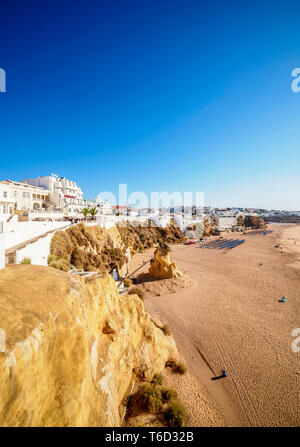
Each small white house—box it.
[0,183,15,222]
[96,198,112,215]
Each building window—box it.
[3,191,7,198]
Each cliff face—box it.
[117,222,186,255]
[48,223,128,275]
[48,223,185,276]
[0,265,176,427]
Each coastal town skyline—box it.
[1,173,300,213]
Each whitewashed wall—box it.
[29,211,64,220]
[16,232,55,266]
[0,212,12,223]
[3,221,71,250]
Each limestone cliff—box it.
[48,223,128,276]
[117,221,186,255]
[48,223,185,277]
[0,265,176,427]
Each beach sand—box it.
[128,224,300,426]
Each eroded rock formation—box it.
[244,215,267,229]
[48,223,129,277]
[0,265,176,427]
[237,215,244,227]
[203,218,213,236]
[148,245,182,279]
[237,215,267,229]
[116,221,186,255]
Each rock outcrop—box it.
[238,215,267,229]
[203,218,213,236]
[245,215,267,229]
[148,245,182,279]
[117,221,186,255]
[0,265,176,427]
[48,223,129,276]
[237,215,244,227]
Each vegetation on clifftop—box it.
[48,222,185,274]
[116,220,185,255]
[48,223,127,273]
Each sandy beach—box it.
[128,224,300,427]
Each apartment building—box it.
[23,174,96,217]
[212,214,237,230]
[0,180,50,212]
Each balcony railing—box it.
[31,209,63,213]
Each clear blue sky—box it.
[0,0,300,209]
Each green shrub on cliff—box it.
[165,359,187,374]
[173,362,187,374]
[48,255,71,272]
[161,387,177,403]
[151,373,163,386]
[123,277,132,287]
[164,399,186,427]
[138,383,163,413]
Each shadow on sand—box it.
[211,374,227,381]
[134,273,160,284]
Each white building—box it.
[96,198,112,215]
[212,214,237,230]
[23,174,96,218]
[0,183,15,222]
[0,180,49,213]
